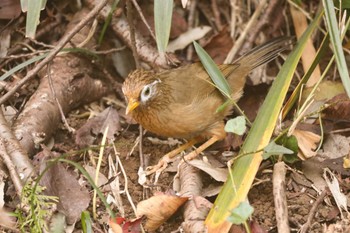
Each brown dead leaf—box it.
[188,158,228,182]
[38,148,90,224]
[109,217,142,233]
[324,93,350,122]
[319,134,350,160]
[203,27,234,64]
[290,4,321,87]
[75,107,121,148]
[136,192,188,231]
[292,129,321,160]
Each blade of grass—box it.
[0,53,47,81]
[193,41,232,98]
[154,0,173,53]
[323,0,350,97]
[205,10,323,232]
[98,0,120,45]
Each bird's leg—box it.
[183,135,220,161]
[145,138,199,176]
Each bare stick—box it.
[224,0,267,64]
[299,189,327,233]
[273,161,290,233]
[0,139,23,196]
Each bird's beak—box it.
[126,98,140,115]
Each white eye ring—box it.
[140,79,160,103]
[141,84,152,102]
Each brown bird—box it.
[122,37,292,175]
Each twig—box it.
[0,0,108,105]
[186,0,197,61]
[113,147,138,215]
[126,0,140,69]
[243,0,281,52]
[224,0,267,63]
[273,161,290,233]
[211,0,223,31]
[0,107,34,180]
[131,0,156,41]
[46,63,75,133]
[0,139,23,197]
[299,189,327,233]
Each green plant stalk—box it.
[282,31,328,119]
[323,0,350,97]
[205,11,323,232]
[98,0,120,45]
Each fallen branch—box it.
[13,8,111,155]
[273,161,290,233]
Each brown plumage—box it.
[122,37,292,175]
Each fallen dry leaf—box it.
[38,148,91,224]
[188,158,228,182]
[109,217,142,233]
[75,107,121,148]
[323,168,348,217]
[319,134,350,160]
[136,192,188,231]
[292,129,321,160]
[290,4,321,87]
[324,93,350,122]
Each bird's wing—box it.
[162,63,244,103]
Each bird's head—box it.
[122,69,162,115]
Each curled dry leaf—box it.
[136,192,189,231]
[109,217,142,233]
[292,129,321,160]
[188,158,228,182]
[323,168,348,217]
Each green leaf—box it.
[0,53,47,81]
[154,0,173,52]
[262,141,294,159]
[323,0,350,97]
[21,0,47,38]
[81,211,93,233]
[193,41,232,98]
[224,116,246,135]
[227,200,254,225]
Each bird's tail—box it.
[235,36,294,69]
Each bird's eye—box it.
[140,84,152,102]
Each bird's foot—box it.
[145,154,171,176]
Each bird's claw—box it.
[145,155,170,176]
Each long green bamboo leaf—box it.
[193,41,232,98]
[154,0,173,53]
[323,0,350,97]
[21,0,47,38]
[205,10,323,232]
